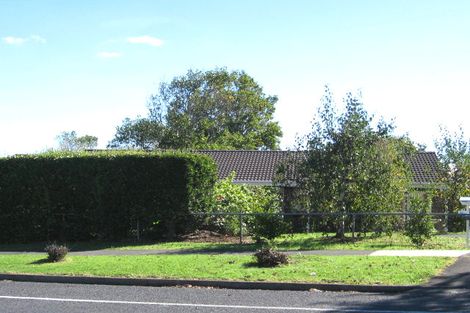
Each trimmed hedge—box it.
[0,151,217,243]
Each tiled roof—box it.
[198,150,440,186]
[198,150,301,184]
[406,152,441,185]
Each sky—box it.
[1,0,469,156]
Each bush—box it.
[45,243,69,262]
[208,173,254,235]
[253,248,289,267]
[247,187,291,241]
[405,193,435,247]
[0,151,217,242]
[209,174,288,239]
[249,214,291,241]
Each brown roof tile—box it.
[198,150,440,186]
[406,152,441,185]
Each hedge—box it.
[0,151,217,243]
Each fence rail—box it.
[190,211,470,244]
[2,210,468,244]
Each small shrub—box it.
[249,214,291,241]
[209,173,254,235]
[254,248,289,267]
[247,186,291,241]
[404,193,434,247]
[45,243,69,262]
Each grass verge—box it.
[0,232,466,253]
[0,254,454,286]
[91,232,469,251]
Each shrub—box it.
[405,193,435,247]
[209,174,288,239]
[254,248,289,267]
[248,187,291,241]
[209,173,254,235]
[0,151,217,242]
[45,243,69,262]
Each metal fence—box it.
[190,211,470,245]
[2,210,468,245]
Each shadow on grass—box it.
[0,241,262,253]
[29,258,50,265]
[0,232,461,253]
[0,241,165,253]
[273,233,418,250]
[242,262,259,268]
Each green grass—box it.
[111,232,468,251]
[0,254,454,286]
[272,232,468,250]
[0,232,466,253]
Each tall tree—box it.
[109,68,282,150]
[283,87,413,238]
[56,131,98,151]
[434,126,470,230]
[108,117,164,150]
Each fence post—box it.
[444,211,449,233]
[239,212,243,244]
[306,215,311,234]
[136,219,140,242]
[352,213,356,239]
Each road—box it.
[0,281,469,313]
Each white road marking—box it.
[0,295,463,313]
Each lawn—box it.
[0,254,454,286]
[106,232,469,251]
[0,232,466,253]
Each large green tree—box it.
[109,68,282,150]
[284,87,413,238]
[434,126,470,231]
[56,131,98,151]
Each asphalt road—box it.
[0,281,469,313]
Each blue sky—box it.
[1,0,469,156]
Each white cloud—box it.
[30,35,46,44]
[2,36,26,45]
[127,35,163,47]
[97,51,122,58]
[2,35,46,45]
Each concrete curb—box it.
[0,273,416,293]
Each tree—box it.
[56,131,98,151]
[434,126,470,231]
[284,87,413,239]
[108,117,164,150]
[109,68,282,150]
[404,192,434,247]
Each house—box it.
[198,150,301,185]
[199,150,441,187]
[199,150,442,212]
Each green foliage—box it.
[284,87,413,238]
[435,126,470,231]
[44,243,69,262]
[247,187,291,240]
[109,68,282,150]
[405,193,435,247]
[207,173,254,234]
[56,131,98,151]
[108,118,165,150]
[0,151,217,243]
[253,248,289,267]
[208,173,288,238]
